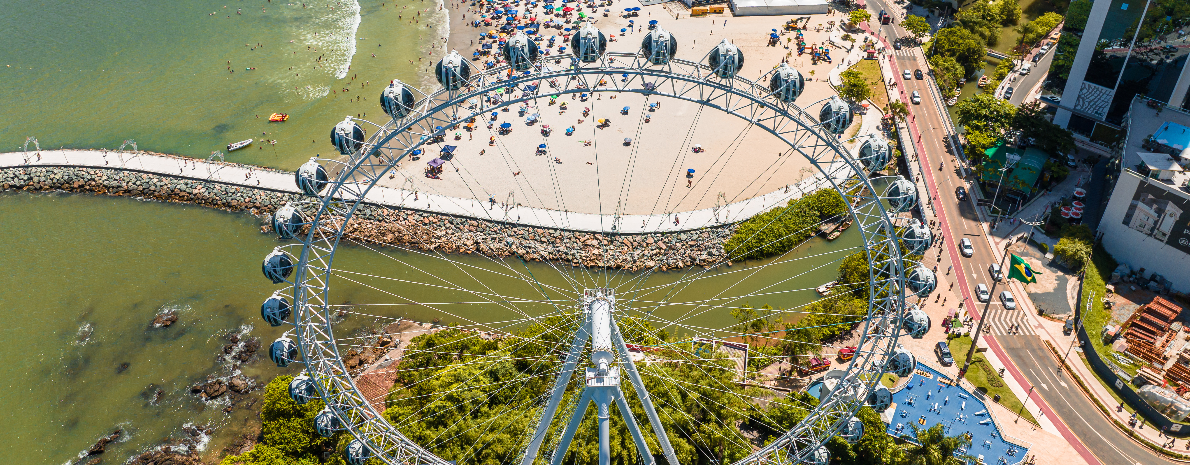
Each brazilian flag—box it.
[1008,254,1039,284]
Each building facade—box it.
[1045,0,1190,141]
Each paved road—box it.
[860,1,1175,463]
[1008,47,1056,106]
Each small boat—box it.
[953,89,961,97]
[977,76,990,87]
[816,281,838,296]
[958,77,966,85]
[946,97,958,106]
[227,139,253,151]
[268,113,289,122]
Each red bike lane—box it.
[864,24,1101,465]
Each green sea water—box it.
[0,0,443,170]
[0,1,870,462]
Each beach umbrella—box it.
[687,169,695,174]
[500,122,512,128]
[624,137,632,144]
[492,112,499,117]
[539,143,547,149]
[621,28,627,32]
[412,149,423,155]
[649,19,657,24]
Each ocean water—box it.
[0,0,446,170]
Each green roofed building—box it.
[978,142,1050,206]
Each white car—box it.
[1000,290,1017,309]
[960,238,974,257]
[911,91,921,104]
[904,69,912,80]
[976,283,990,302]
[1019,63,1032,75]
[988,263,1003,281]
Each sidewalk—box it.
[987,163,1094,251]
[0,149,857,234]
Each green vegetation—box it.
[955,93,1018,162]
[1078,243,1118,358]
[902,15,932,40]
[931,27,986,76]
[903,423,975,465]
[1052,224,1093,270]
[1015,102,1075,155]
[954,0,1011,46]
[947,337,1039,425]
[724,188,847,261]
[1063,0,1092,31]
[928,55,964,96]
[845,59,889,110]
[782,295,868,358]
[220,376,348,465]
[849,9,872,26]
[1016,12,1063,47]
[839,68,874,104]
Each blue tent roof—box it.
[500,122,513,128]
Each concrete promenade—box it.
[0,150,857,234]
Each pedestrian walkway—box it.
[0,149,858,234]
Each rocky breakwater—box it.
[332,207,734,271]
[0,166,299,216]
[1,164,735,271]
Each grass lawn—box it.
[947,336,1039,425]
[848,59,889,113]
[882,373,899,388]
[1080,244,1118,357]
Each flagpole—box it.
[960,240,1015,379]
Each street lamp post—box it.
[1016,385,1035,422]
[988,153,1021,228]
[959,240,1015,379]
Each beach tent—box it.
[428,158,445,167]
[500,122,513,129]
[441,145,457,154]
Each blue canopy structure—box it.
[441,145,457,154]
[500,122,513,128]
[687,169,695,174]
[538,143,547,149]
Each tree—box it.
[955,93,1017,135]
[902,15,932,40]
[963,129,1000,163]
[1054,236,1092,270]
[1013,102,1075,155]
[997,0,1022,25]
[932,27,985,76]
[888,100,909,121]
[839,68,873,103]
[903,423,975,465]
[928,55,964,96]
[825,407,905,465]
[849,9,871,26]
[1064,0,1092,31]
[954,0,1004,46]
[220,376,345,465]
[1018,12,1064,47]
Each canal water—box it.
[0,191,862,463]
[0,0,441,171]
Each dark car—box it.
[1004,87,1014,99]
[914,69,924,80]
[894,41,902,50]
[955,186,967,201]
[935,341,955,366]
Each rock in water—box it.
[87,429,123,455]
[151,310,179,328]
[228,376,250,394]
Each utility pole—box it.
[1016,385,1035,422]
[959,240,1014,378]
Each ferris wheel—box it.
[258,21,936,465]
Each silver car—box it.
[976,283,990,302]
[1000,290,1017,309]
[988,263,1003,281]
[960,238,974,257]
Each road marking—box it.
[1030,369,1049,390]
[1025,346,1145,465]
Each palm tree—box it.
[903,423,975,465]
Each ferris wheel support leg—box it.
[522,320,590,465]
[596,389,611,465]
[550,389,593,465]
[610,318,679,465]
[613,388,656,465]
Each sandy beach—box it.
[391,1,869,215]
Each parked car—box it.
[1063,317,1075,335]
[914,69,924,79]
[1000,290,1017,309]
[935,341,955,366]
[1032,53,1043,63]
[1019,63,1032,75]
[976,283,990,302]
[989,263,1003,281]
[955,186,967,201]
[1066,156,1077,168]
[960,238,974,257]
[1004,87,1014,99]
[911,91,921,104]
[903,69,912,80]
